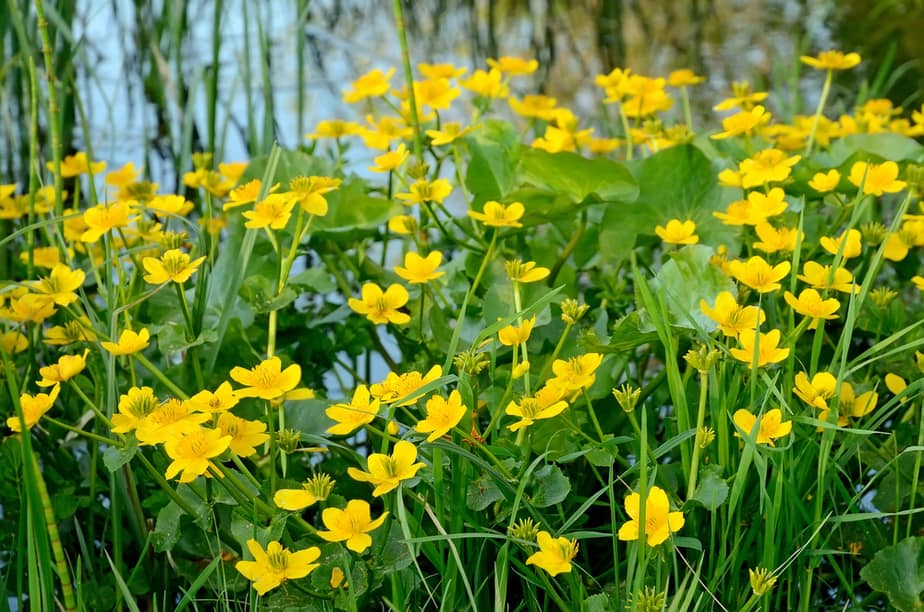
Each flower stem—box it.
[805,69,833,156]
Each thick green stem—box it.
[804,69,832,156]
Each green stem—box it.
[31,454,77,612]
[804,69,832,156]
[391,0,423,161]
[686,371,709,499]
[133,353,189,399]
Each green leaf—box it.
[690,465,729,511]
[529,464,571,508]
[517,148,638,206]
[151,501,184,552]
[584,593,615,612]
[860,536,924,611]
[312,179,401,240]
[466,472,505,511]
[103,438,137,473]
[242,148,334,185]
[465,119,520,202]
[824,133,924,166]
[288,268,336,293]
[239,275,298,314]
[648,244,736,330]
[154,323,219,354]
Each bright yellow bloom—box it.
[913,275,924,291]
[147,195,193,219]
[111,386,158,433]
[700,291,765,337]
[619,75,673,117]
[727,256,790,293]
[412,78,460,110]
[343,68,395,103]
[224,179,279,210]
[498,316,536,346]
[655,219,698,245]
[80,201,135,242]
[43,317,94,346]
[163,426,231,482]
[348,283,411,325]
[468,201,524,228]
[882,231,913,262]
[800,50,861,71]
[588,137,621,154]
[394,251,444,284]
[667,69,705,87]
[718,168,743,187]
[370,365,442,406]
[326,385,380,436]
[273,473,336,511]
[797,261,858,293]
[753,223,801,254]
[136,399,210,446]
[48,151,106,177]
[242,193,296,229]
[809,169,841,192]
[713,189,788,226]
[360,115,414,150]
[395,178,452,206]
[415,390,466,442]
[21,245,64,270]
[460,68,508,98]
[287,176,341,216]
[487,56,539,75]
[820,228,862,259]
[505,383,569,432]
[509,94,558,120]
[304,119,363,140]
[142,249,206,284]
[418,62,467,80]
[230,357,302,400]
[505,259,549,283]
[784,289,840,320]
[549,353,604,394]
[347,440,426,496]
[730,329,790,367]
[6,294,56,324]
[388,214,417,235]
[37,349,88,387]
[711,106,771,140]
[369,144,410,173]
[184,381,239,413]
[425,122,473,146]
[793,372,837,410]
[848,161,907,196]
[318,499,389,553]
[0,330,28,354]
[7,385,60,432]
[236,539,321,596]
[526,531,579,577]
[885,373,907,398]
[818,382,878,426]
[31,264,85,307]
[617,485,685,546]
[216,413,269,457]
[105,162,141,187]
[733,408,792,446]
[739,149,800,188]
[101,328,151,356]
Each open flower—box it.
[549,353,603,394]
[7,385,60,433]
[142,249,206,284]
[347,440,426,496]
[468,201,524,228]
[342,68,395,103]
[730,329,790,368]
[727,256,790,293]
[809,169,841,192]
[739,149,800,188]
[415,390,466,442]
[700,291,765,337]
[184,381,239,414]
[326,385,380,436]
[784,289,840,321]
[394,251,444,284]
[236,539,321,596]
[498,316,536,346]
[800,50,861,71]
[48,151,106,177]
[820,383,878,426]
[505,259,549,283]
[242,193,296,229]
[711,105,771,140]
[655,219,698,245]
[505,383,569,432]
[101,328,150,356]
[369,365,442,406]
[287,176,340,216]
[733,408,792,446]
[348,283,411,325]
[848,161,906,196]
[797,261,858,293]
[111,386,158,433]
[395,178,452,206]
[163,426,231,483]
[793,372,837,410]
[31,264,85,307]
[230,356,302,400]
[273,473,336,511]
[820,229,862,259]
[369,144,410,173]
[487,56,539,76]
[37,349,88,387]
[216,413,269,457]
[617,485,685,546]
[136,399,210,446]
[80,201,135,243]
[753,223,801,254]
[318,499,389,553]
[526,531,579,577]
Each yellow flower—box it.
[287,176,341,216]
[526,531,579,577]
[20,245,64,270]
[394,251,444,284]
[818,383,878,426]
[885,373,907,398]
[326,385,380,436]
[370,365,442,406]
[184,381,239,413]
[415,390,466,442]
[242,193,296,229]
[753,223,801,254]
[733,408,792,446]
[0,330,28,354]
[30,264,85,307]
[6,294,56,324]
[549,353,604,393]
[718,168,743,187]
[105,162,141,188]
[739,149,800,188]
[460,68,509,98]
[509,94,558,120]
[913,275,924,291]
[505,259,549,283]
[711,106,771,140]
[111,386,158,434]
[797,261,858,293]
[273,473,336,511]
[142,249,206,284]
[505,383,569,432]
[347,439,426,496]
[224,179,279,210]
[37,349,88,387]
[730,329,790,368]
[219,162,248,184]
[713,189,788,226]
[318,499,389,553]
[136,399,210,446]
[101,328,150,356]
[819,228,862,259]
[230,356,302,400]
[654,219,698,245]
[468,201,524,228]
[727,256,790,293]
[617,485,685,546]
[305,119,363,140]
[163,426,231,482]
[348,283,411,325]
[80,201,135,243]
[395,178,452,206]
[7,385,60,433]
[216,413,269,457]
[425,122,473,146]
[699,291,765,337]
[43,317,94,346]
[236,539,321,596]
[882,231,914,262]
[343,68,395,103]
[388,214,417,235]
[360,115,413,150]
[667,69,705,87]
[783,289,840,320]
[809,169,841,192]
[147,195,193,219]
[487,56,539,76]
[498,316,536,346]
[800,50,861,71]
[848,161,907,196]
[47,151,106,177]
[369,144,410,173]
[793,371,837,410]
[412,78,460,110]
[418,62,467,80]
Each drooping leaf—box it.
[466,472,505,511]
[518,148,638,205]
[103,438,138,473]
[529,464,571,508]
[824,133,924,166]
[860,536,924,611]
[690,465,729,511]
[648,244,736,330]
[151,501,184,552]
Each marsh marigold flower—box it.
[800,50,861,71]
[505,384,569,432]
[739,149,800,188]
[305,119,363,140]
[753,222,802,254]
[348,283,411,325]
[848,161,906,196]
[728,256,790,293]
[733,408,792,446]
[654,219,698,245]
[7,385,59,433]
[37,350,88,387]
[505,259,549,283]
[460,68,508,98]
[526,531,579,577]
[242,193,295,229]
[274,473,335,510]
[700,291,765,337]
[101,328,150,356]
[288,176,340,216]
[370,365,442,406]
[369,144,409,173]
[487,56,539,76]
[798,261,858,293]
[80,201,135,243]
[412,78,460,110]
[711,106,771,140]
[184,381,239,413]
[793,372,837,410]
[48,151,105,177]
[236,539,321,596]
[469,201,524,228]
[230,356,302,400]
[418,62,467,80]
[343,68,395,103]
[730,329,790,367]
[784,289,840,321]
[498,316,536,346]
[216,413,269,457]
[136,399,210,446]
[549,353,604,394]
[347,439,426,496]
[163,426,231,482]
[820,383,877,426]
[426,122,473,146]
[820,228,862,259]
[326,384,380,436]
[142,249,206,285]
[394,251,444,284]
[617,485,685,546]
[809,169,841,192]
[111,386,158,433]
[415,390,466,442]
[318,499,389,553]
[395,178,452,206]
[31,264,85,307]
